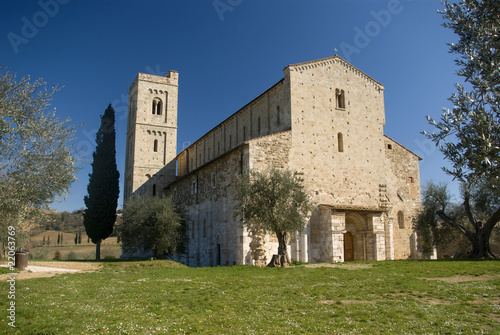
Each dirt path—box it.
[0,261,101,280]
[304,263,373,270]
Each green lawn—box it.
[1,260,499,334]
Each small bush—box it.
[30,248,49,260]
[66,251,78,260]
[53,250,62,261]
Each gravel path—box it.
[0,261,100,280]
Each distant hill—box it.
[30,210,122,237]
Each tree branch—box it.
[463,190,480,232]
[484,205,500,235]
[436,209,472,238]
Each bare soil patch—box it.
[0,261,100,280]
[304,263,373,270]
[420,274,500,283]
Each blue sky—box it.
[1,0,461,212]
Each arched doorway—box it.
[344,213,367,261]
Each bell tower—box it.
[124,71,179,201]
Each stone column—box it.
[300,224,310,263]
[366,213,386,261]
[385,217,394,260]
[331,211,345,263]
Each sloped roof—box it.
[285,55,384,90]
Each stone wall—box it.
[165,131,293,267]
[287,57,386,209]
[384,136,422,259]
[177,79,291,177]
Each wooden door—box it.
[344,232,354,261]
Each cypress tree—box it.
[83,104,120,260]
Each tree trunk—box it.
[96,240,101,260]
[467,229,497,259]
[268,254,286,267]
[267,232,289,267]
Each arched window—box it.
[336,89,346,109]
[397,211,405,229]
[152,184,157,196]
[152,98,162,115]
[338,132,344,152]
[153,139,158,152]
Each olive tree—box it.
[0,69,78,252]
[234,168,315,267]
[423,0,500,258]
[121,196,186,259]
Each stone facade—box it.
[123,55,422,266]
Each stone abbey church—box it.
[123,55,422,266]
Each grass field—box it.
[0,260,499,334]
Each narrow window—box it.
[398,211,405,229]
[338,132,344,152]
[191,180,198,195]
[257,117,261,135]
[153,139,158,152]
[277,106,281,125]
[240,150,244,174]
[152,184,156,196]
[152,100,157,114]
[229,135,232,148]
[156,99,162,115]
[336,89,346,109]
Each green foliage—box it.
[121,196,186,259]
[414,180,500,257]
[0,69,79,249]
[413,182,464,256]
[234,168,316,264]
[83,104,120,259]
[425,0,500,187]
[422,0,500,258]
[33,210,85,235]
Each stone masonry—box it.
[123,55,422,266]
